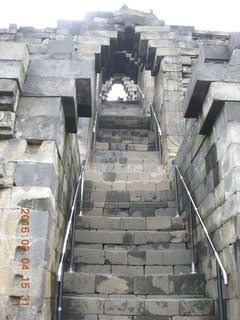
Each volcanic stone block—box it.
[0,79,19,111]
[14,163,58,197]
[228,32,240,55]
[0,111,15,138]
[105,250,127,265]
[47,40,74,54]
[183,63,240,118]
[112,266,144,276]
[61,96,77,133]
[198,82,240,134]
[17,97,61,116]
[134,231,170,244]
[95,275,133,294]
[128,251,146,265]
[15,115,60,143]
[11,186,55,213]
[169,274,205,295]
[179,299,214,316]
[76,78,92,117]
[134,275,169,294]
[104,299,144,315]
[0,61,26,90]
[145,299,179,315]
[64,272,95,294]
[27,59,94,79]
[74,249,105,264]
[23,76,75,97]
[0,41,29,72]
[62,297,104,314]
[197,44,229,65]
[75,230,123,244]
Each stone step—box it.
[96,142,155,152]
[100,108,143,116]
[73,249,191,266]
[92,155,161,165]
[94,150,160,159]
[96,136,155,145]
[102,101,140,108]
[83,190,174,203]
[75,230,188,245]
[98,128,154,138]
[84,180,170,191]
[63,272,206,296]
[88,163,165,174]
[83,205,176,218]
[76,216,185,231]
[75,263,191,276]
[62,296,214,317]
[99,115,150,129]
[85,171,167,182]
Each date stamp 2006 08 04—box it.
[19,208,31,308]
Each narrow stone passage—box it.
[62,100,214,319]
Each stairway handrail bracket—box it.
[173,160,227,320]
[56,159,86,320]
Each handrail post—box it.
[56,267,64,320]
[173,162,180,216]
[188,198,197,274]
[79,167,85,216]
[217,264,225,320]
[69,205,76,272]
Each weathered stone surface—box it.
[104,299,144,315]
[134,275,169,294]
[0,61,26,90]
[47,39,74,54]
[0,79,19,111]
[96,275,133,294]
[0,41,29,71]
[23,76,75,97]
[145,299,179,315]
[64,272,95,294]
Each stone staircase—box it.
[62,101,215,320]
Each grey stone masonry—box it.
[0,7,233,320]
[62,99,214,320]
[174,33,240,320]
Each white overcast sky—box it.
[0,0,239,32]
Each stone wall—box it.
[136,24,230,169]
[0,40,83,319]
[173,34,240,320]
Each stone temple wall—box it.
[173,34,240,320]
[0,41,83,318]
[137,25,230,169]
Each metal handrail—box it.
[172,160,227,320]
[56,160,86,320]
[149,103,162,162]
[136,85,145,99]
[91,98,102,161]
